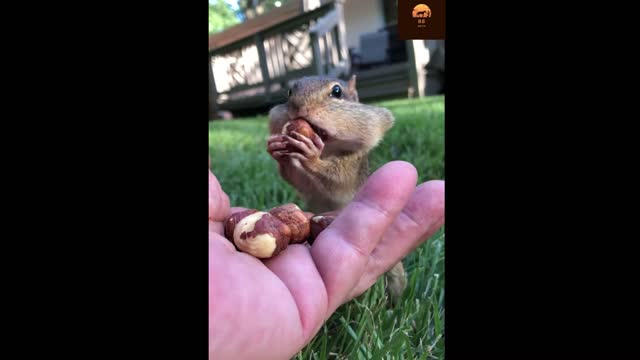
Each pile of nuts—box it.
[223,203,337,259]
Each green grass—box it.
[210,96,445,359]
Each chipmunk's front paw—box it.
[283,132,324,163]
[267,135,289,162]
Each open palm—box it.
[209,161,444,360]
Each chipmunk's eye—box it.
[287,89,292,97]
[330,85,342,99]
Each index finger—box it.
[310,161,418,315]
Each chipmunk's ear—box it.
[348,75,357,92]
[348,75,359,102]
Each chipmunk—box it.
[266,75,407,302]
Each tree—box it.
[209,0,240,34]
[236,0,291,20]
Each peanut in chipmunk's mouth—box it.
[295,117,330,141]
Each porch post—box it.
[406,40,429,98]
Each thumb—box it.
[209,169,230,222]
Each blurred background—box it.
[209,0,444,119]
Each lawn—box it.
[209,96,445,359]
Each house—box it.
[208,0,444,119]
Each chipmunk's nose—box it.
[288,101,309,119]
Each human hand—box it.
[209,161,444,360]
